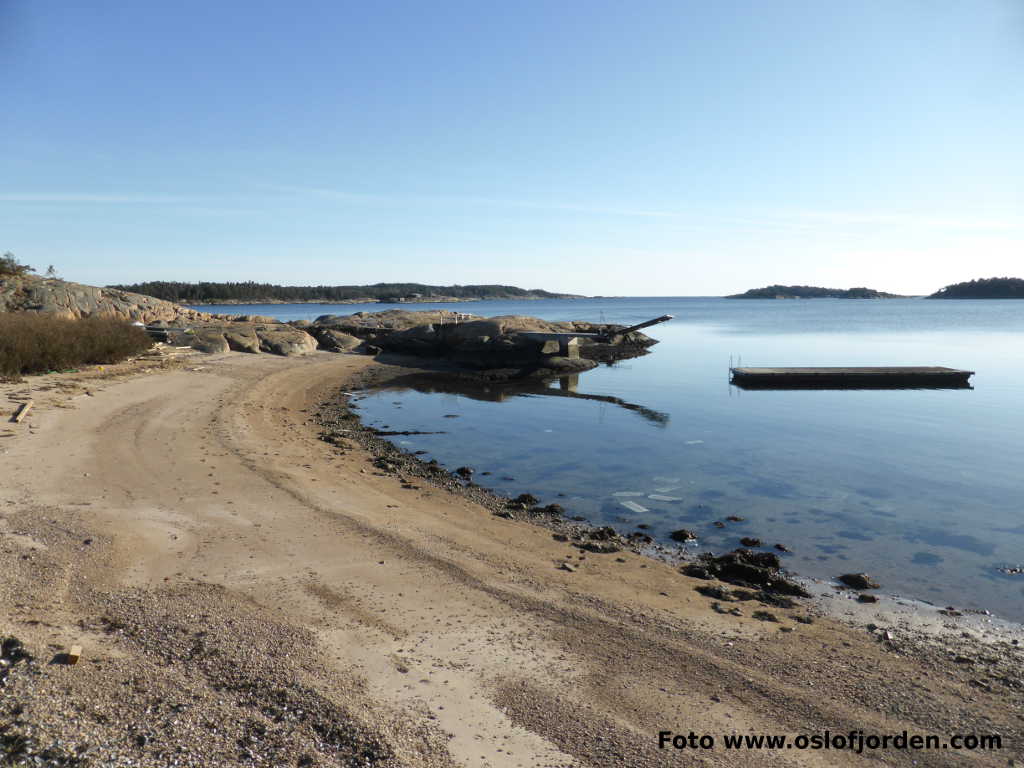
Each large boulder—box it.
[190,329,231,354]
[255,326,317,356]
[314,329,363,352]
[223,327,261,353]
[181,323,318,357]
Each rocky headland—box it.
[301,310,659,380]
[0,273,221,325]
[1,274,658,377]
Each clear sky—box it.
[2,1,1022,296]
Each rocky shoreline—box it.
[1,273,657,379]
[319,361,1024,651]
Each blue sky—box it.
[2,1,1022,295]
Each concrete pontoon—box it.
[729,366,974,389]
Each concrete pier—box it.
[730,366,974,389]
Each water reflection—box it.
[373,372,671,427]
[348,299,1024,622]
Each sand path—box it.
[2,352,1018,767]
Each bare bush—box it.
[0,314,153,376]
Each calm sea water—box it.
[196,298,1024,620]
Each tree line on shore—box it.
[6,253,1024,302]
[726,285,902,299]
[728,278,1024,299]
[927,277,1024,299]
[105,281,575,303]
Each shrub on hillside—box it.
[0,314,153,377]
[0,252,34,278]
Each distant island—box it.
[928,277,1024,299]
[106,281,582,304]
[726,284,902,299]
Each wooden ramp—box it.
[730,366,974,389]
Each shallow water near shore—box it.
[198,298,1024,621]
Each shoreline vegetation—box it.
[106,280,583,304]
[729,277,1024,300]
[0,314,153,377]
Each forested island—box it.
[928,277,1024,299]
[106,281,581,304]
[726,284,902,299]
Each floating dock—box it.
[729,366,974,389]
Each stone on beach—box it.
[839,572,881,590]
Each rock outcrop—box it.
[304,310,659,380]
[173,324,319,357]
[1,279,659,370]
[0,274,218,325]
[0,275,320,357]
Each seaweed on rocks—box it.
[682,549,810,598]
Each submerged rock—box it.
[670,528,698,542]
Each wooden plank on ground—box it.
[12,400,33,423]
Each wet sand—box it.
[1,350,1021,766]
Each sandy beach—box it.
[2,350,1021,767]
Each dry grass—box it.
[0,314,153,376]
